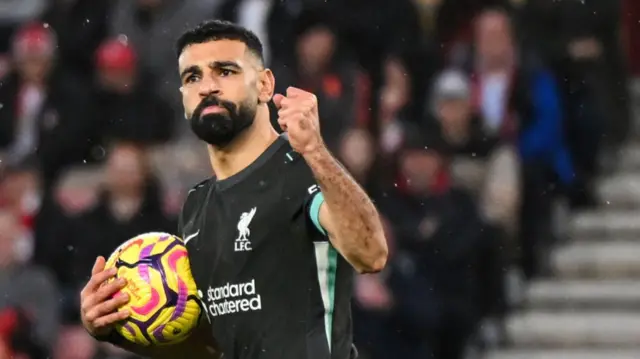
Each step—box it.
[486,349,640,359]
[597,174,640,206]
[526,280,640,310]
[506,312,640,347]
[552,241,640,279]
[571,210,640,238]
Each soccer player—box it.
[79,20,388,359]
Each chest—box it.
[183,181,308,280]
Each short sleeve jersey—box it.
[178,135,355,359]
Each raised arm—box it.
[304,146,388,273]
[274,87,388,273]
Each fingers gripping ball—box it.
[104,232,202,346]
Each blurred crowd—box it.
[0,0,637,358]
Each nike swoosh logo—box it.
[184,230,200,244]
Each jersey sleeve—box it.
[285,151,329,239]
[305,184,327,236]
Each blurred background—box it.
[0,0,639,358]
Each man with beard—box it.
[77,20,388,359]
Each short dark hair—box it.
[175,20,264,63]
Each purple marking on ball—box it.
[151,279,189,343]
[138,244,155,283]
[123,240,185,344]
[123,323,136,339]
[151,249,190,343]
[140,244,154,259]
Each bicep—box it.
[317,200,334,238]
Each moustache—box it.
[194,96,237,117]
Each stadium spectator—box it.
[0,161,41,263]
[0,210,60,355]
[108,0,219,120]
[271,9,371,153]
[0,0,47,53]
[41,0,111,80]
[520,0,630,193]
[428,69,521,238]
[459,8,574,278]
[378,57,413,156]
[0,22,95,192]
[216,0,302,65]
[92,37,175,147]
[337,128,377,191]
[356,128,505,359]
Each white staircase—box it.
[485,144,640,359]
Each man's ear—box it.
[257,68,275,104]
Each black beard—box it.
[189,96,256,147]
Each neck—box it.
[208,110,279,180]
[478,55,514,74]
[108,187,144,201]
[21,78,45,88]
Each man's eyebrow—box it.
[180,65,201,80]
[209,61,242,70]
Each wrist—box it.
[301,143,331,164]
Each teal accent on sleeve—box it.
[309,192,327,236]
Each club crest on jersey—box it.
[235,207,256,252]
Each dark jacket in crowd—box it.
[92,74,175,146]
[0,70,95,190]
[363,186,505,359]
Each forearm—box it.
[303,146,388,273]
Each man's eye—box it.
[220,69,234,77]
[185,74,200,83]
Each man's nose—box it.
[198,76,221,97]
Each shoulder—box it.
[274,136,322,203]
[276,142,327,236]
[280,144,318,195]
[181,178,215,217]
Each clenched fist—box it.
[273,87,324,155]
[80,256,130,337]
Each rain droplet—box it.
[117,34,128,44]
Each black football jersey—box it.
[178,135,355,359]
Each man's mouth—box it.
[201,105,226,115]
